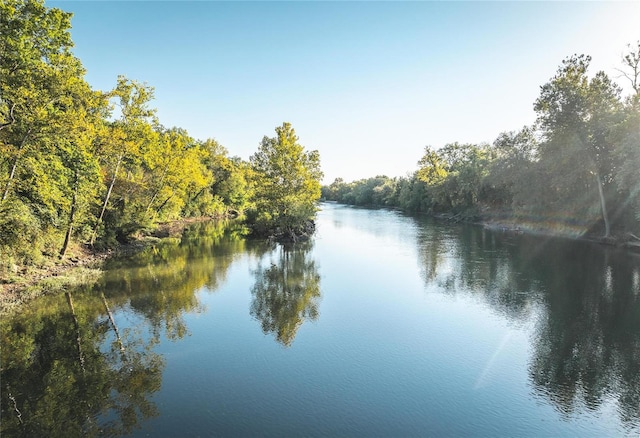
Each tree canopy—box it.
[323,43,640,240]
[248,122,323,240]
[0,0,324,280]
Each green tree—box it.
[199,138,251,215]
[416,146,448,186]
[249,122,322,239]
[613,43,640,231]
[534,55,623,237]
[0,0,76,203]
[91,76,157,245]
[486,126,539,210]
[143,127,213,221]
[0,0,107,262]
[56,102,105,257]
[416,143,493,213]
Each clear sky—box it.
[51,1,640,184]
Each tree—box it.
[57,101,106,257]
[0,0,109,260]
[199,138,251,215]
[0,0,76,204]
[416,146,448,186]
[142,127,212,221]
[486,126,539,210]
[415,142,493,213]
[534,55,623,237]
[249,122,322,239]
[91,76,157,245]
[613,43,640,230]
[617,41,640,96]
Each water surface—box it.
[2,203,639,436]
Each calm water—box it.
[2,203,640,437]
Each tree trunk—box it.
[0,102,16,132]
[1,131,32,203]
[577,130,611,239]
[155,194,174,216]
[90,154,123,245]
[60,172,79,257]
[5,386,23,425]
[595,171,611,238]
[189,186,207,205]
[1,159,18,203]
[101,292,126,359]
[145,166,169,215]
[66,292,86,373]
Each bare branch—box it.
[618,42,640,94]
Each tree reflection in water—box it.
[1,220,249,437]
[101,220,248,341]
[528,242,640,428]
[250,241,321,347]
[416,221,640,430]
[0,286,164,437]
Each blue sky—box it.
[51,1,640,183]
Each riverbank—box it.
[436,210,640,250]
[250,219,317,243]
[0,216,216,315]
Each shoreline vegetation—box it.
[1,1,322,309]
[2,0,639,311]
[0,211,320,314]
[325,199,640,249]
[322,47,640,250]
[4,200,638,315]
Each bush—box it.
[0,200,46,277]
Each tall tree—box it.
[617,41,640,95]
[249,122,322,239]
[613,43,640,230]
[0,0,77,204]
[91,76,157,245]
[534,55,623,237]
[0,0,109,260]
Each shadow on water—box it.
[415,218,640,430]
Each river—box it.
[2,202,639,437]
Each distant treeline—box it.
[0,0,321,277]
[323,49,640,238]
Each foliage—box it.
[1,0,318,275]
[248,122,323,238]
[534,55,624,236]
[2,0,639,275]
[324,43,640,238]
